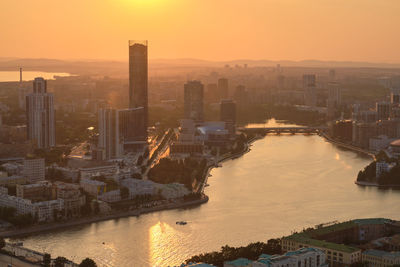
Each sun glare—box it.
[121,0,166,8]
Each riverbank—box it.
[0,195,209,238]
[321,132,375,158]
[354,180,400,188]
[199,135,263,193]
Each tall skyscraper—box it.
[218,78,229,100]
[327,82,342,119]
[118,107,146,151]
[184,81,204,122]
[303,74,317,107]
[206,83,218,103]
[329,69,336,81]
[129,40,148,141]
[26,77,55,149]
[220,99,236,135]
[376,101,391,121]
[234,85,248,106]
[390,76,400,105]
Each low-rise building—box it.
[50,166,80,182]
[0,162,23,175]
[34,199,64,222]
[370,135,395,152]
[156,183,190,199]
[376,162,395,178]
[0,175,27,186]
[120,178,156,198]
[362,249,400,266]
[99,189,121,203]
[282,233,361,265]
[79,164,118,179]
[54,182,86,216]
[252,248,327,267]
[80,178,106,197]
[0,193,63,222]
[224,258,252,267]
[16,182,51,201]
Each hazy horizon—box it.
[1,0,400,63]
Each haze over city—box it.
[1,0,400,63]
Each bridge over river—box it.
[238,126,328,134]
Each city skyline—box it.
[2,1,400,266]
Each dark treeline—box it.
[357,151,400,186]
[148,158,207,190]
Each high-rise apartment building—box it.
[303,74,317,107]
[376,101,391,121]
[23,158,45,183]
[206,83,218,103]
[218,78,229,100]
[98,107,146,159]
[129,40,148,139]
[220,99,236,135]
[18,68,28,110]
[234,85,248,106]
[184,81,204,122]
[390,76,400,105]
[98,109,121,160]
[26,77,55,148]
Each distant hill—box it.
[0,57,399,76]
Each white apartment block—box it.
[23,158,45,182]
[0,193,63,222]
[79,164,118,179]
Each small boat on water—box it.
[176,221,187,225]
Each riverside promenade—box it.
[0,195,209,238]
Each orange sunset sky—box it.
[1,0,399,63]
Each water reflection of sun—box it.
[149,221,177,266]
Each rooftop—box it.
[353,218,392,226]
[224,258,252,266]
[284,233,360,253]
[390,139,400,147]
[363,249,400,259]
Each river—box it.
[0,71,71,82]
[12,119,400,266]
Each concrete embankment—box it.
[0,196,209,238]
[321,133,374,158]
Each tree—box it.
[0,238,5,249]
[43,253,51,267]
[79,258,97,267]
[54,256,68,267]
